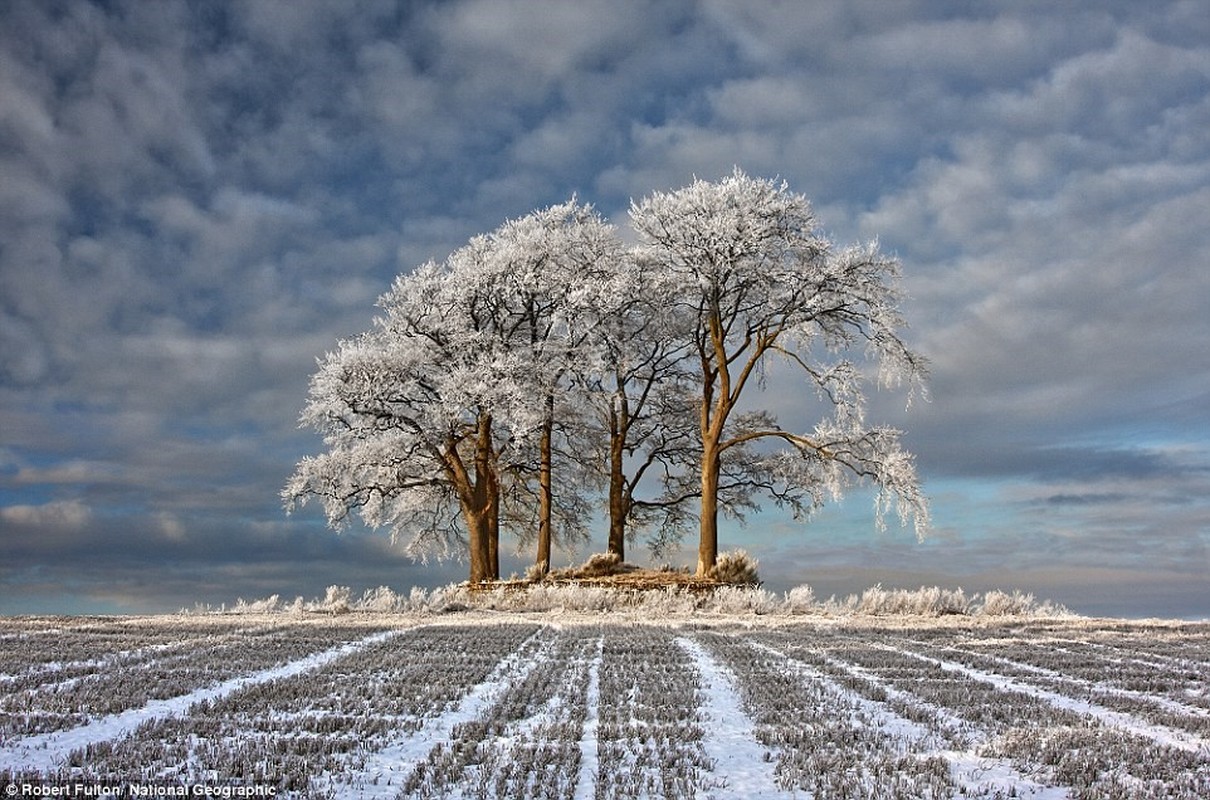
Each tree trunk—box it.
[535,394,554,575]
[697,442,720,576]
[606,479,627,561]
[465,505,494,584]
[697,296,729,578]
[606,402,627,560]
[488,497,500,580]
[472,410,500,582]
[442,411,501,584]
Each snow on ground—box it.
[912,635,1210,726]
[939,750,1070,800]
[676,636,795,799]
[903,646,1210,754]
[0,628,402,772]
[751,638,1063,798]
[3,614,1209,797]
[323,627,550,799]
[571,637,602,800]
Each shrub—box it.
[978,589,1070,618]
[403,585,433,612]
[311,585,351,614]
[855,584,971,616]
[578,551,625,577]
[194,577,1073,619]
[702,585,778,615]
[524,560,550,582]
[231,594,281,614]
[784,584,817,614]
[424,583,473,613]
[707,549,761,585]
[638,586,699,616]
[978,589,1036,616]
[493,582,604,612]
[356,585,402,612]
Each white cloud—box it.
[155,511,187,542]
[845,17,1210,450]
[434,0,650,88]
[1,499,93,529]
[984,30,1210,139]
[0,312,51,385]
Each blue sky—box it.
[2,0,1209,617]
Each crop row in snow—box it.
[2,616,1208,798]
[0,619,396,742]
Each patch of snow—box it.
[808,646,970,746]
[572,636,603,800]
[941,750,1069,799]
[676,636,795,799]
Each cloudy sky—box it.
[3,0,1209,618]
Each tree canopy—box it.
[285,172,929,583]
[631,169,930,574]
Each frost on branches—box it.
[285,201,619,583]
[631,169,929,575]
[286,173,929,583]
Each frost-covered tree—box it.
[288,175,927,583]
[459,200,622,574]
[579,252,699,560]
[630,169,929,576]
[285,201,623,582]
[284,260,506,583]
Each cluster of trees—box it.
[284,170,929,583]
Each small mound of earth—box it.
[475,563,738,593]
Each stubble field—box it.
[2,611,1209,798]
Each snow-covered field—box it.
[2,612,1209,798]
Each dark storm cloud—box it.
[2,0,1209,616]
[0,506,467,614]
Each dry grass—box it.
[481,561,729,594]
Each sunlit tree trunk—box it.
[698,442,720,576]
[696,291,730,576]
[464,506,494,584]
[455,410,500,583]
